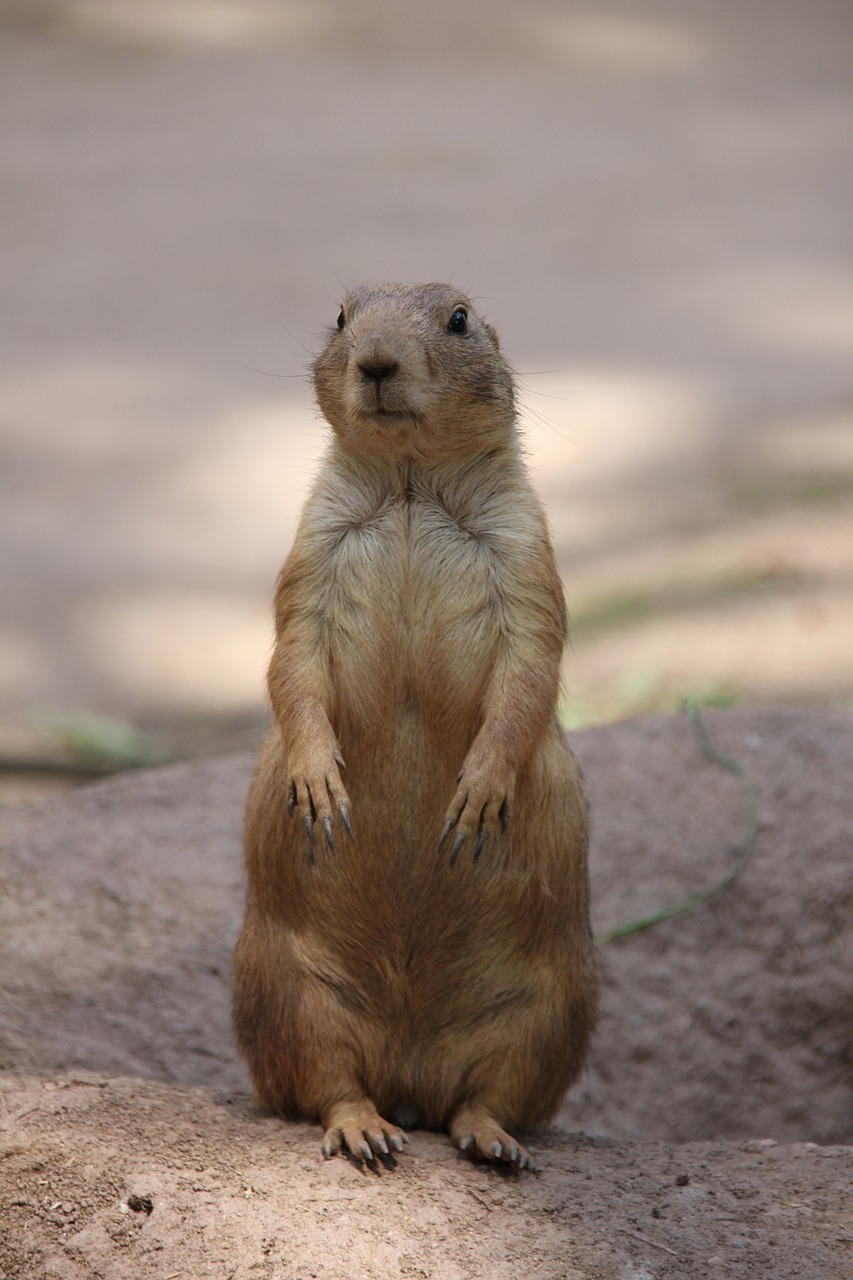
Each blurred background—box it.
[2,0,852,802]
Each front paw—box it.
[438,754,514,866]
[287,745,353,853]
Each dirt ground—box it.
[2,707,851,1279]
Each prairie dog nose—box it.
[357,357,400,385]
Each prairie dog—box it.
[233,282,597,1169]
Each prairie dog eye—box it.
[447,306,468,335]
[336,308,346,330]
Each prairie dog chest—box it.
[319,486,505,717]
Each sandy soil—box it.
[2,707,851,1279]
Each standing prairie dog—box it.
[233,282,597,1170]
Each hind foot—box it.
[321,1101,410,1164]
[450,1105,535,1171]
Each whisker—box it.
[236,362,307,379]
[517,397,578,448]
[278,321,316,358]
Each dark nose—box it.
[358,358,399,385]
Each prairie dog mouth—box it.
[357,403,419,424]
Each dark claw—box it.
[437,818,454,851]
[499,801,510,832]
[303,814,315,844]
[333,750,347,773]
[287,783,296,816]
[448,832,466,866]
[474,829,489,861]
[340,808,355,843]
[322,815,336,851]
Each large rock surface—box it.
[1,708,851,1279]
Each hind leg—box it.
[233,923,409,1164]
[447,1044,544,1171]
[321,1099,409,1162]
[309,1029,411,1163]
[450,1103,535,1170]
[445,976,596,1172]
[239,980,410,1164]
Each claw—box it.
[499,801,510,832]
[287,783,296,816]
[474,829,489,861]
[340,807,354,843]
[322,815,335,851]
[303,814,315,844]
[448,832,466,866]
[333,750,347,773]
[437,818,454,851]
[322,1131,339,1159]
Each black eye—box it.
[336,308,345,330]
[447,307,468,335]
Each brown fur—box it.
[233,282,597,1169]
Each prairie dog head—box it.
[312,282,516,461]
